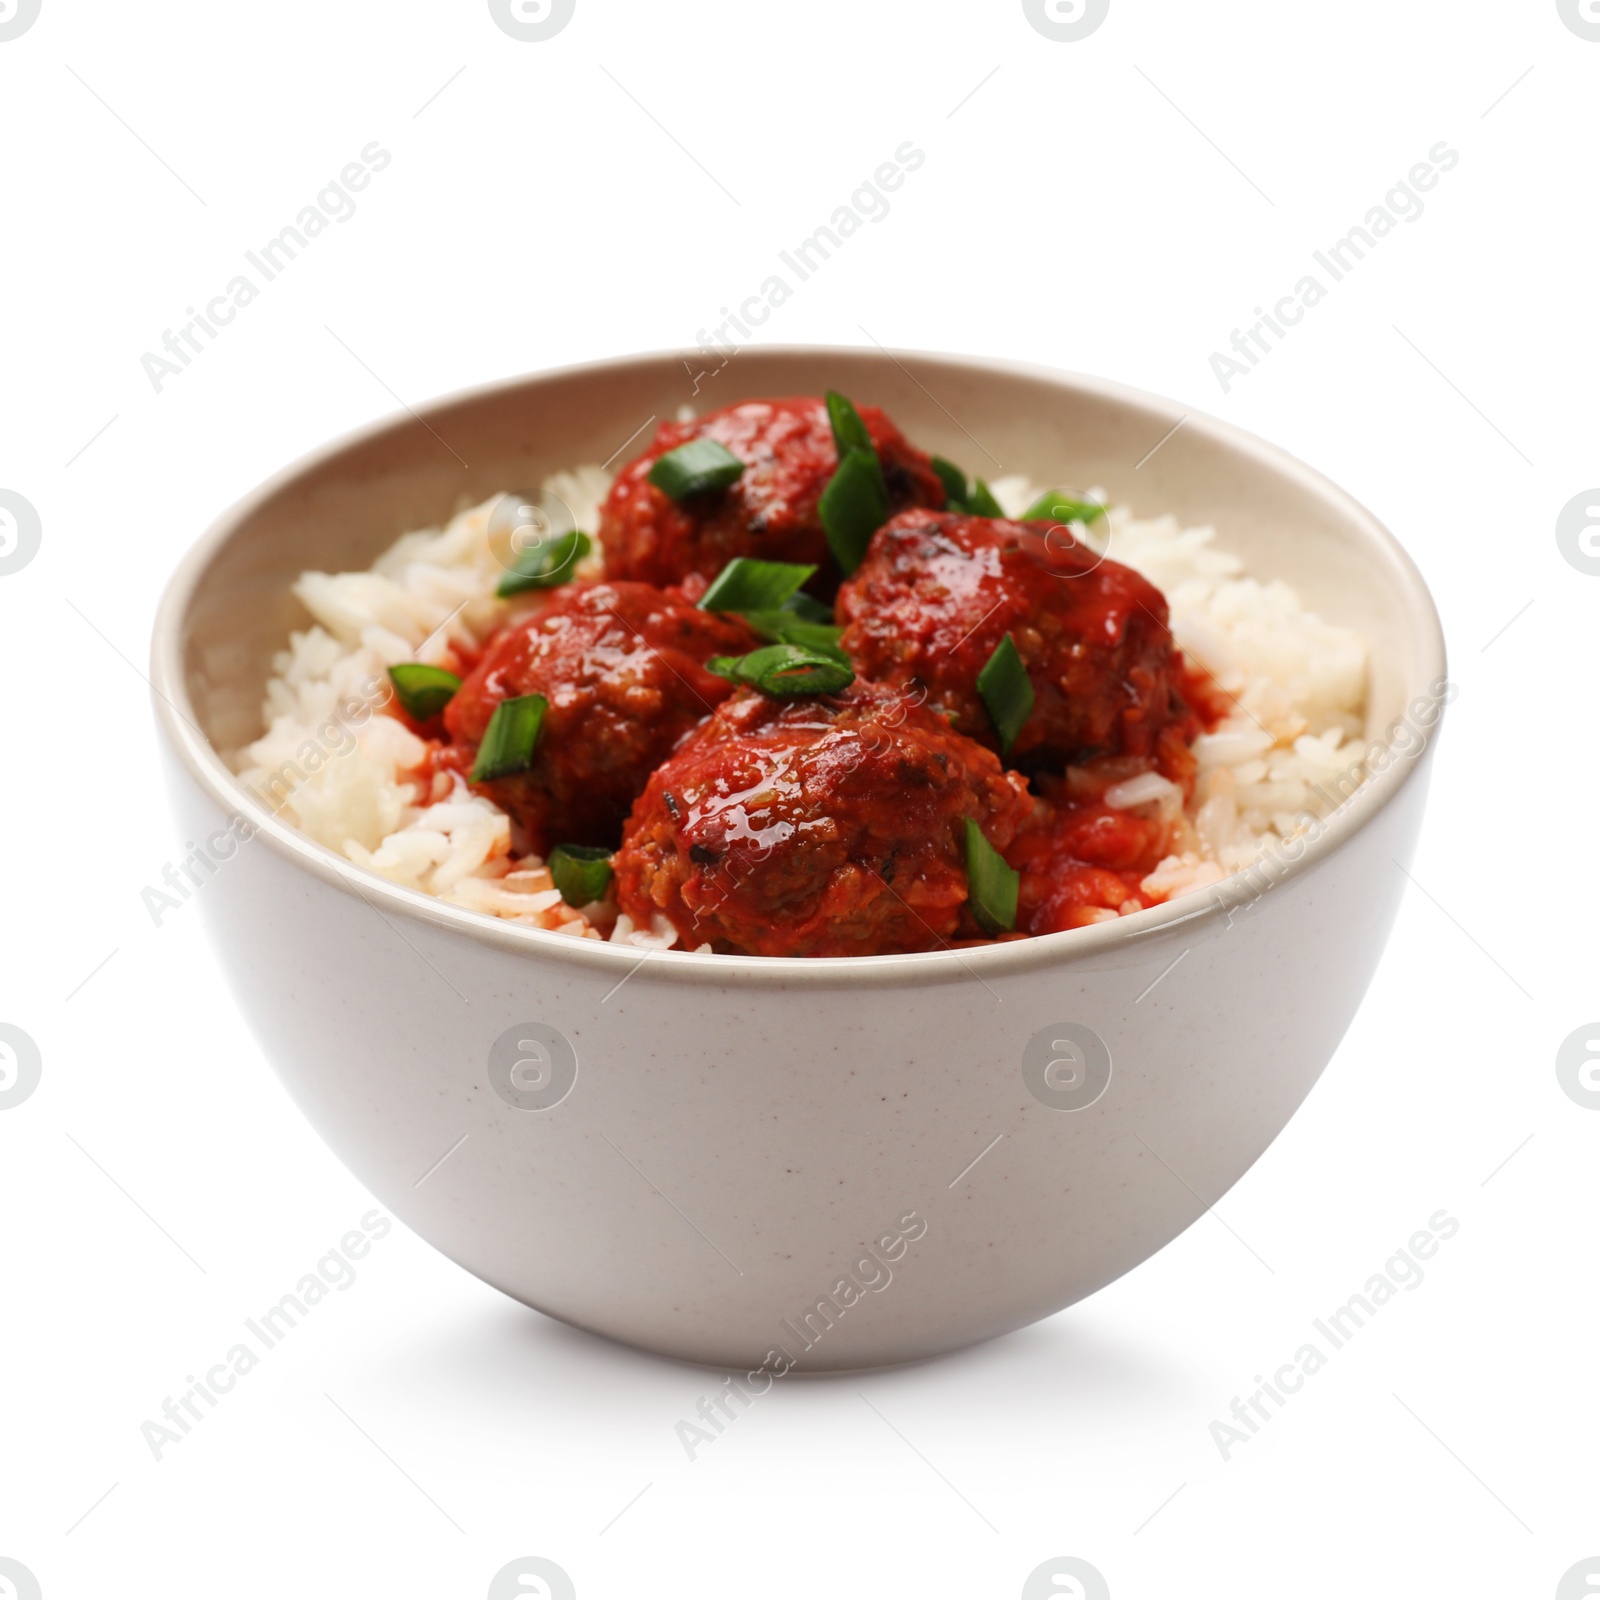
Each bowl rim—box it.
[150,344,1448,990]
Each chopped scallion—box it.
[387,663,461,722]
[932,456,969,508]
[549,843,613,907]
[963,818,1019,936]
[825,389,876,460]
[707,643,855,698]
[647,438,746,501]
[470,693,547,783]
[739,610,848,658]
[931,457,1001,517]
[820,448,890,574]
[967,478,1004,517]
[781,590,833,624]
[697,556,845,656]
[698,557,816,614]
[976,633,1034,758]
[497,529,591,597]
[1022,490,1107,525]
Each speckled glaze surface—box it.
[151,349,1446,1370]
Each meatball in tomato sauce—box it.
[599,396,946,592]
[440,582,758,855]
[613,681,1031,958]
[837,510,1188,772]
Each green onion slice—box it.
[497,529,591,597]
[1022,490,1107,525]
[963,818,1019,936]
[387,663,461,722]
[976,633,1034,759]
[470,693,547,783]
[548,843,614,907]
[820,448,890,574]
[822,392,890,570]
[697,556,845,658]
[781,590,833,624]
[647,438,746,501]
[931,457,1002,518]
[739,610,847,657]
[931,456,969,509]
[967,478,1004,518]
[825,390,875,460]
[707,643,855,698]
[698,557,816,613]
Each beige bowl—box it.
[151,348,1446,1371]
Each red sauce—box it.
[1007,675,1226,934]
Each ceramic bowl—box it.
[151,348,1446,1370]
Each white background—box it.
[2,1,1596,1596]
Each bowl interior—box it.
[174,348,1437,769]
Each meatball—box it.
[837,510,1188,772]
[613,681,1031,957]
[599,396,946,592]
[441,582,758,855]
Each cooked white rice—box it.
[233,461,1368,949]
